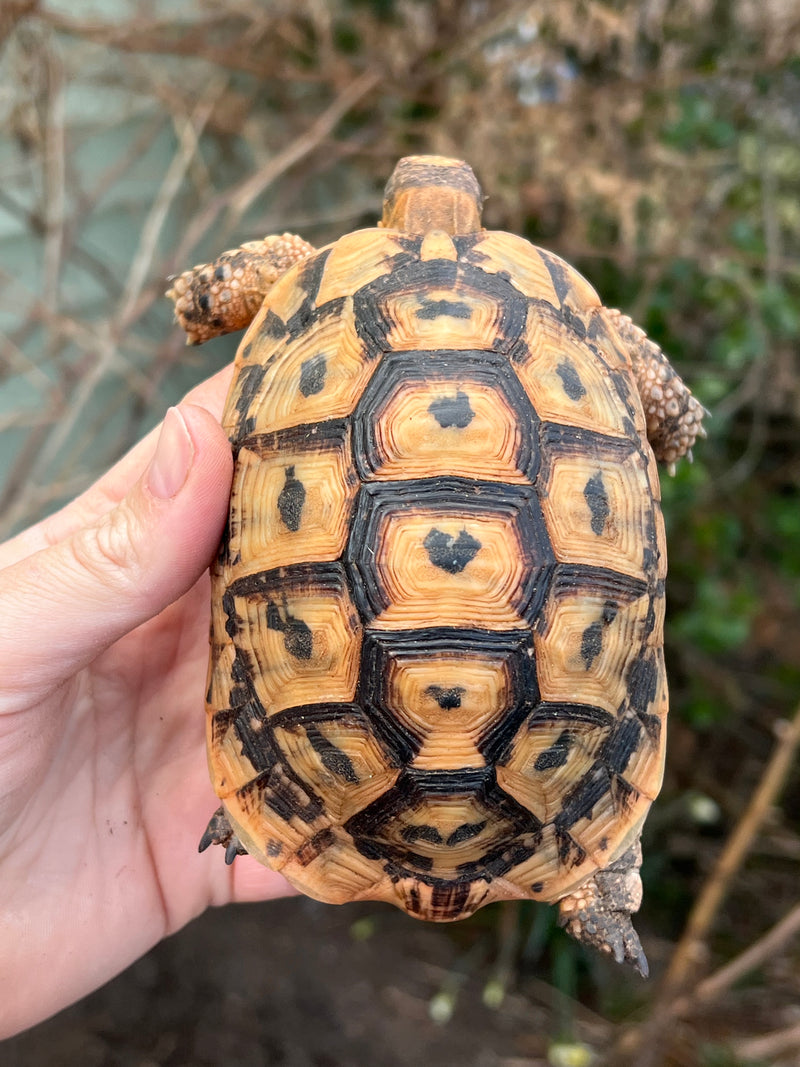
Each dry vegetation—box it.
[1,2,799,1065]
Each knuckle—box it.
[68,500,147,596]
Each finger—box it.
[0,363,234,569]
[0,402,233,705]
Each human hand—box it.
[0,367,294,1039]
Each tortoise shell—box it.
[204,161,669,927]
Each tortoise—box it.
[168,156,704,976]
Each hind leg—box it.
[557,836,649,977]
[167,233,315,344]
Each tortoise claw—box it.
[225,838,246,865]
[198,805,247,864]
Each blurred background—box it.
[1,1,799,1064]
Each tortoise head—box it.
[381,156,483,236]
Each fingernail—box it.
[148,407,194,499]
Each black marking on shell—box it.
[270,702,411,771]
[446,822,487,846]
[228,561,348,600]
[304,724,359,783]
[222,589,242,639]
[232,363,267,439]
[538,250,572,307]
[534,729,572,771]
[241,764,324,826]
[556,359,587,401]
[401,824,443,845]
[233,701,277,778]
[286,293,347,341]
[423,527,482,574]
[627,653,658,716]
[610,776,638,813]
[297,247,330,300]
[299,354,327,397]
[456,832,543,881]
[526,702,615,732]
[266,840,283,857]
[638,712,662,744]
[262,309,286,340]
[428,390,475,428]
[642,592,658,639]
[242,418,350,458]
[601,716,642,776]
[580,621,604,669]
[555,828,587,868]
[539,423,637,461]
[296,828,337,866]
[266,601,313,660]
[216,513,238,568]
[561,305,588,340]
[453,232,485,258]
[546,564,648,606]
[428,882,476,918]
[426,685,465,710]
[277,466,306,531]
[584,471,610,535]
[210,708,237,753]
[416,298,472,320]
[642,507,661,574]
[555,763,611,831]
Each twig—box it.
[41,33,66,312]
[615,701,800,1067]
[660,703,800,999]
[167,67,382,273]
[734,1021,800,1061]
[678,900,800,1012]
[28,86,221,484]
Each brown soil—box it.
[3,898,568,1067]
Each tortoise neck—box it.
[381,156,483,236]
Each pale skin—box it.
[0,367,294,1040]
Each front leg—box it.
[605,309,707,472]
[167,233,316,345]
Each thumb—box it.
[1,403,233,701]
